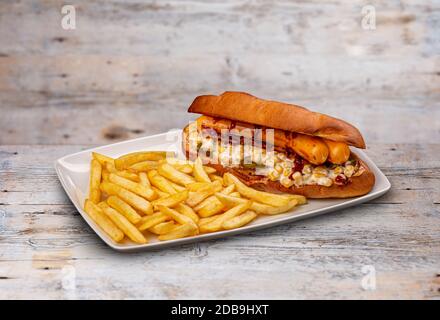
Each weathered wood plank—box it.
[1,95,439,145]
[0,144,439,299]
[0,0,439,300]
[0,0,439,145]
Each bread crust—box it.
[206,159,375,199]
[182,126,375,198]
[188,91,366,148]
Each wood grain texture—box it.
[0,0,439,145]
[0,0,439,300]
[0,144,439,299]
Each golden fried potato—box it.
[193,158,211,183]
[115,151,170,170]
[107,195,142,224]
[89,159,102,204]
[109,173,156,201]
[151,190,189,210]
[100,181,153,215]
[158,163,195,186]
[84,199,124,242]
[102,204,147,244]
[222,210,257,229]
[137,212,170,231]
[158,223,198,241]
[224,173,291,206]
[199,201,252,233]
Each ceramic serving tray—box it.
[55,129,391,252]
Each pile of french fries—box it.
[84,151,306,244]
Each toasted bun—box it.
[207,159,375,199]
[188,91,366,148]
[182,126,375,198]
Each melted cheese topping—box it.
[197,136,362,188]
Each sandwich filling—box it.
[189,131,365,189]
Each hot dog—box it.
[183,92,374,198]
[196,115,348,165]
[324,139,351,164]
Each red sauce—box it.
[335,174,348,185]
[293,156,305,173]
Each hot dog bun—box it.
[189,91,366,148]
[206,157,375,198]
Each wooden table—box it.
[1,0,439,299]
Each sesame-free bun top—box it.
[188,91,366,148]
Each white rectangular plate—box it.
[55,130,391,252]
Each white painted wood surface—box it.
[0,0,439,145]
[1,144,439,299]
[0,0,439,299]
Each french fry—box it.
[148,170,177,194]
[157,205,198,230]
[198,215,221,226]
[187,182,211,191]
[158,223,198,241]
[102,169,110,181]
[186,180,222,207]
[176,164,193,174]
[224,173,291,207]
[160,158,194,174]
[193,157,211,183]
[100,181,153,215]
[109,173,156,201]
[169,181,186,192]
[158,163,195,186]
[210,180,223,192]
[220,184,235,195]
[107,195,142,224]
[187,180,223,192]
[222,210,257,229]
[229,192,241,198]
[84,199,124,242]
[105,161,117,173]
[215,192,299,215]
[215,191,259,207]
[105,162,139,182]
[138,172,151,188]
[129,160,159,172]
[137,212,169,231]
[204,166,216,174]
[160,157,191,166]
[97,201,109,210]
[115,151,170,170]
[194,196,224,218]
[209,174,224,185]
[151,186,170,198]
[200,201,252,233]
[92,152,114,166]
[102,205,147,244]
[151,190,189,210]
[89,159,102,204]
[251,199,299,215]
[116,170,140,182]
[175,203,199,223]
[186,191,212,207]
[149,221,178,235]
[285,194,307,205]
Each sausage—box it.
[323,139,350,164]
[196,116,347,165]
[290,134,329,165]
